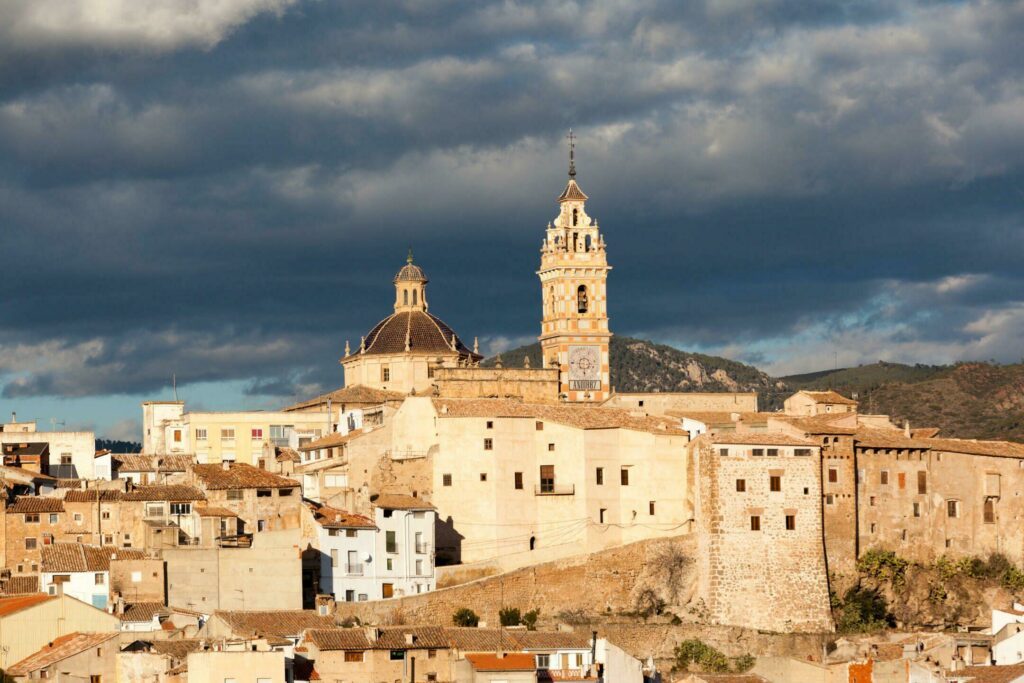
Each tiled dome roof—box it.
[360,310,479,358]
[557,178,588,202]
[394,251,427,282]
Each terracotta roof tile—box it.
[375,626,450,650]
[214,610,334,638]
[298,430,363,452]
[6,632,119,675]
[854,429,932,450]
[196,506,238,518]
[121,602,169,622]
[371,493,434,511]
[432,398,687,437]
[123,485,205,501]
[54,478,82,488]
[307,502,375,529]
[114,454,194,472]
[0,575,39,595]
[924,437,1024,459]
[771,413,858,435]
[947,663,1024,683]
[707,432,818,447]
[192,463,299,490]
[445,627,525,652]
[466,652,536,671]
[557,178,589,202]
[515,631,593,650]
[306,627,449,650]
[276,447,301,463]
[151,639,203,660]
[0,593,55,616]
[64,489,124,502]
[283,385,406,412]
[8,496,64,513]
[911,427,941,438]
[798,390,858,405]
[666,411,769,425]
[42,543,146,573]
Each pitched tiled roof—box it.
[432,398,687,437]
[283,385,406,412]
[466,652,536,671]
[8,496,64,513]
[557,178,588,202]
[42,543,146,573]
[445,627,525,652]
[515,631,592,649]
[911,427,941,438]
[192,463,299,490]
[122,602,169,622]
[6,631,119,675]
[214,610,334,638]
[371,493,434,511]
[946,664,1024,683]
[924,437,1024,459]
[854,429,931,450]
[123,485,206,501]
[666,411,770,425]
[196,506,238,518]
[707,432,818,447]
[0,575,39,595]
[298,430,363,452]
[64,489,124,503]
[0,593,55,616]
[114,454,194,472]
[797,390,858,405]
[307,502,375,529]
[54,478,81,488]
[306,627,449,650]
[150,639,203,660]
[276,447,301,462]
[357,310,480,359]
[771,413,858,435]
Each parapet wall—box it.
[433,367,559,402]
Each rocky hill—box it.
[484,336,788,409]
[485,341,1024,442]
[784,361,1024,443]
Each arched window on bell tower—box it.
[403,290,409,306]
[412,289,417,305]
[572,208,578,226]
[577,285,589,314]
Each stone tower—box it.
[537,132,612,402]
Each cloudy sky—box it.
[1,0,1023,439]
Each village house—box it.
[4,496,66,570]
[301,626,454,683]
[4,631,120,681]
[0,417,96,480]
[0,592,120,670]
[189,462,302,534]
[200,609,335,649]
[370,493,437,598]
[186,649,286,683]
[303,501,377,601]
[457,652,537,683]
[39,542,152,608]
[109,453,194,485]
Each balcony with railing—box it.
[538,669,597,682]
[345,563,364,576]
[534,483,575,496]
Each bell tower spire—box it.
[537,132,612,402]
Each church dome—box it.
[360,310,478,358]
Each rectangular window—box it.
[416,559,424,575]
[750,516,761,531]
[947,500,960,518]
[486,421,493,429]
[913,502,921,517]
[767,448,779,457]
[381,366,390,382]
[539,465,555,493]
[173,429,182,443]
[599,508,606,524]
[146,502,164,517]
[74,513,83,522]
[620,468,629,486]
[596,467,604,485]
[825,494,834,505]
[984,499,996,524]
[794,448,811,456]
[390,650,405,661]
[25,514,39,523]
[736,479,746,492]
[785,514,796,531]
[898,472,906,489]
[269,424,293,446]
[880,470,889,485]
[479,473,487,482]
[769,475,781,492]
[442,474,452,486]
[196,428,207,441]
[386,531,397,554]
[718,448,729,457]
[251,428,263,440]
[331,549,339,567]
[101,511,110,520]
[751,448,764,457]
[169,503,191,515]
[870,496,876,506]
[514,472,523,490]
[918,471,927,494]
[226,489,243,500]
[344,651,364,662]
[649,501,655,515]
[536,654,550,669]
[483,438,493,451]
[221,428,235,441]
[95,573,105,585]
[548,443,555,451]
[49,513,58,524]
[828,468,838,483]
[535,421,544,431]
[25,538,37,549]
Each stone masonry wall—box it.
[696,441,833,633]
[335,535,694,627]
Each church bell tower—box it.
[537,131,612,402]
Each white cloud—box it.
[0,0,297,52]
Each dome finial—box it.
[407,247,414,265]
[567,128,577,179]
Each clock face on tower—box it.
[568,345,601,391]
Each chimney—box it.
[364,627,379,643]
[904,420,911,438]
[405,633,415,646]
[221,459,230,471]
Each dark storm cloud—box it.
[1,0,1024,399]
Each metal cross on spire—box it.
[567,128,577,178]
